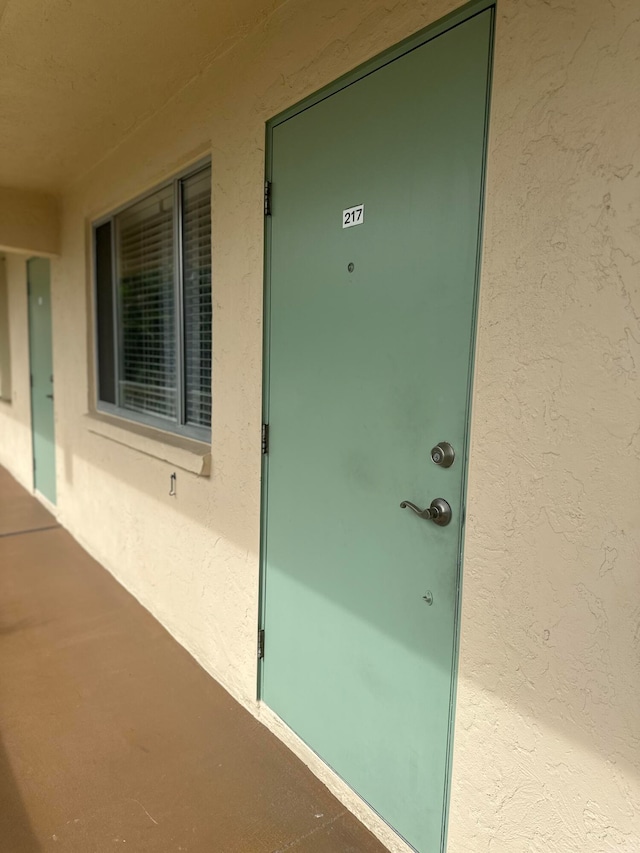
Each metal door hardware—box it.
[430,442,455,468]
[400,498,452,526]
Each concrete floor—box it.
[0,467,387,853]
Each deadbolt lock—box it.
[431,442,455,468]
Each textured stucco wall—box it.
[449,2,640,850]
[1,1,638,851]
[0,255,34,490]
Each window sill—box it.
[85,412,211,477]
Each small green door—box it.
[262,8,492,852]
[28,258,56,505]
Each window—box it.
[94,163,212,440]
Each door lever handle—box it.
[400,498,452,526]
[400,500,434,519]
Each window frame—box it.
[92,159,212,443]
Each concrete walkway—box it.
[0,467,386,853]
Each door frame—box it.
[258,0,495,844]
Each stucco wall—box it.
[0,1,638,851]
[450,2,640,850]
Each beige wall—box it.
[1,1,638,850]
[450,1,640,850]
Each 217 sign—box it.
[342,204,364,229]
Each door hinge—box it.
[264,181,272,216]
[30,374,33,388]
[261,423,269,455]
[258,628,265,660]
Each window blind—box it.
[117,185,176,420]
[94,161,212,440]
[182,167,212,428]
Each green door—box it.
[28,258,56,505]
[262,8,492,852]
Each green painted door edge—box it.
[258,4,496,848]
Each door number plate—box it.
[343,204,364,228]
